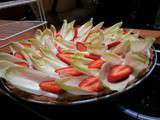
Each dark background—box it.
[0,0,160,29]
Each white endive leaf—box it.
[56,78,97,95]
[99,63,135,91]
[77,18,93,37]
[103,21,123,35]
[74,31,90,43]
[111,39,130,55]
[64,28,75,42]
[4,66,58,98]
[85,31,105,55]
[71,59,99,76]
[60,19,68,38]
[130,37,155,57]
[41,29,57,51]
[91,21,104,32]
[102,51,123,64]
[125,52,149,75]
[35,29,43,41]
[0,60,18,78]
[30,56,59,78]
[10,42,24,53]
[50,24,57,35]
[0,52,26,63]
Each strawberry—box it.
[79,76,104,92]
[15,53,25,59]
[107,65,133,83]
[56,53,73,64]
[15,62,28,67]
[107,41,120,49]
[76,42,87,51]
[22,43,32,48]
[84,53,100,60]
[55,67,83,76]
[88,59,105,69]
[70,28,78,42]
[39,80,63,94]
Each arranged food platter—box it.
[0,18,157,105]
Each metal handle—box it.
[120,106,160,120]
[154,49,160,67]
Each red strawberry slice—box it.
[56,53,73,64]
[70,28,78,42]
[79,76,104,92]
[76,42,87,51]
[55,67,83,76]
[107,41,120,49]
[39,80,63,94]
[15,62,28,67]
[84,53,101,60]
[57,46,62,53]
[22,43,32,48]
[15,53,25,59]
[88,59,105,69]
[107,65,133,83]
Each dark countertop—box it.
[0,95,134,120]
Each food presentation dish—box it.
[0,18,156,105]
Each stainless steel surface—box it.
[0,0,36,9]
[0,20,47,41]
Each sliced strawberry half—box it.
[15,62,28,67]
[56,53,73,64]
[79,76,104,92]
[88,59,105,69]
[84,53,100,60]
[22,43,32,48]
[107,65,133,83]
[107,41,120,49]
[70,28,78,42]
[39,80,63,94]
[15,53,25,59]
[76,42,87,51]
[55,67,83,76]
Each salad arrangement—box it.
[0,18,155,99]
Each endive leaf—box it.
[9,41,26,55]
[4,66,58,98]
[22,48,58,75]
[35,29,43,41]
[71,53,93,64]
[0,52,26,63]
[99,62,136,91]
[41,29,57,52]
[111,39,130,55]
[56,78,97,95]
[85,31,105,55]
[130,36,155,57]
[125,52,149,76]
[77,18,93,37]
[103,21,123,35]
[71,60,98,76]
[60,19,68,38]
[102,51,123,64]
[91,22,104,32]
[0,60,17,77]
[29,55,59,77]
[50,24,57,35]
